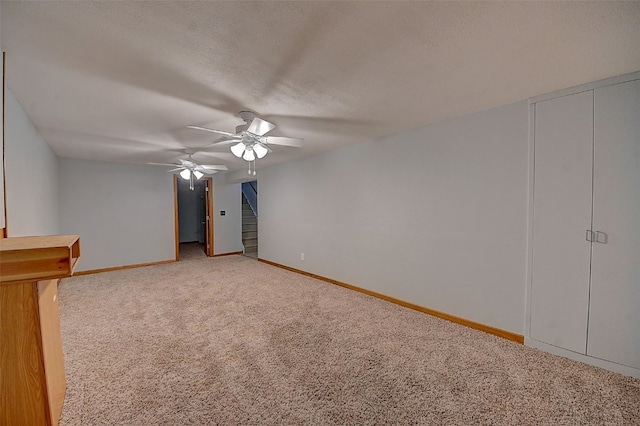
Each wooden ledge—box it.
[0,235,80,283]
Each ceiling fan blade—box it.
[198,165,228,171]
[265,136,304,148]
[187,125,237,138]
[205,137,242,146]
[148,162,181,167]
[167,167,184,172]
[198,169,219,175]
[247,117,276,136]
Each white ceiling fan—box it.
[149,149,228,190]
[188,111,304,175]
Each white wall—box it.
[213,176,242,255]
[4,89,59,236]
[58,158,175,271]
[259,101,529,334]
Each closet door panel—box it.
[530,91,594,353]
[588,79,640,369]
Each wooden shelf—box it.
[0,235,80,283]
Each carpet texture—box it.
[58,251,640,425]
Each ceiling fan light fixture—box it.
[180,169,191,180]
[193,170,204,179]
[243,148,256,162]
[254,143,268,159]
[230,142,245,158]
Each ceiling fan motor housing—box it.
[238,110,257,123]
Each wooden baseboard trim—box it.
[258,258,524,344]
[73,259,176,276]
[213,251,243,257]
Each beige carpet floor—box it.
[58,252,640,425]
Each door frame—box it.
[174,175,214,259]
[204,177,214,257]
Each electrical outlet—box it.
[300,252,305,261]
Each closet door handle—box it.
[586,230,595,242]
[596,231,608,244]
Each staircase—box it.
[242,195,258,258]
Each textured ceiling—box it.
[2,2,640,173]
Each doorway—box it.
[241,181,258,258]
[174,176,213,259]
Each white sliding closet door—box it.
[530,91,594,353]
[587,79,640,369]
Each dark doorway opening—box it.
[175,176,213,260]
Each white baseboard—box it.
[525,337,640,379]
